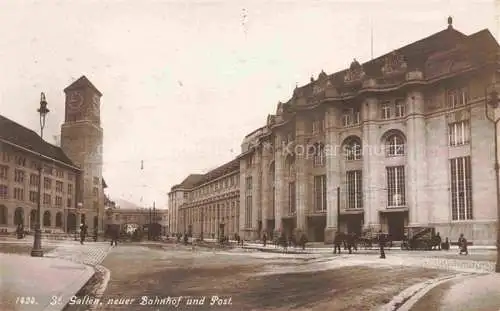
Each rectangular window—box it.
[67,197,72,208]
[14,169,25,183]
[450,156,473,220]
[346,170,363,209]
[386,166,406,207]
[0,185,7,199]
[14,188,24,200]
[29,191,37,203]
[312,120,320,134]
[314,175,327,212]
[30,174,39,186]
[1,152,10,163]
[67,173,75,181]
[245,193,252,228]
[313,145,325,167]
[67,183,73,194]
[55,196,63,207]
[43,193,51,205]
[56,181,63,193]
[447,87,468,108]
[245,177,253,191]
[56,169,64,178]
[381,102,391,119]
[0,165,8,180]
[448,120,470,146]
[44,177,52,189]
[15,156,26,166]
[395,100,405,117]
[289,181,296,214]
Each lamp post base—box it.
[31,228,44,257]
[30,249,44,257]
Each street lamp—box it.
[485,83,500,273]
[31,93,49,257]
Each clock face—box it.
[67,91,83,111]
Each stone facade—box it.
[168,160,240,239]
[0,75,107,234]
[61,76,106,233]
[170,21,500,245]
[0,142,79,232]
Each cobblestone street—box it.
[76,244,467,311]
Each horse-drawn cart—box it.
[401,226,439,250]
[358,228,379,249]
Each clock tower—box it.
[60,75,104,233]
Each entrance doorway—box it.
[307,216,326,242]
[386,212,406,241]
[345,214,363,235]
[282,218,295,238]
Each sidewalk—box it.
[201,238,496,253]
[409,273,500,311]
[0,242,111,311]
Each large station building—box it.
[0,76,106,234]
[173,19,500,245]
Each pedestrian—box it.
[262,232,267,247]
[333,231,342,254]
[93,228,98,242]
[299,232,308,251]
[458,233,468,255]
[80,223,88,245]
[110,225,119,246]
[378,230,386,259]
[442,237,450,250]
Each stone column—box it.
[274,134,284,234]
[239,159,246,235]
[295,118,307,232]
[261,143,271,232]
[406,90,427,225]
[252,150,261,240]
[362,97,379,229]
[325,106,341,243]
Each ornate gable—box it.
[344,59,366,83]
[381,51,408,76]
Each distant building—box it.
[0,76,107,233]
[168,159,240,238]
[171,19,500,245]
[104,205,168,235]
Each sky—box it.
[0,0,497,209]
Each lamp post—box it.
[31,93,49,257]
[485,84,500,273]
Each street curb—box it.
[377,273,477,311]
[87,264,111,311]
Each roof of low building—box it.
[0,114,78,168]
[171,158,240,191]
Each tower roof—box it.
[64,75,102,96]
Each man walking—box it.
[333,231,342,254]
[80,223,88,245]
[378,230,386,259]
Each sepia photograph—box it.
[1,0,500,310]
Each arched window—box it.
[55,212,62,227]
[43,211,51,227]
[0,205,6,225]
[343,137,362,160]
[385,134,405,157]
